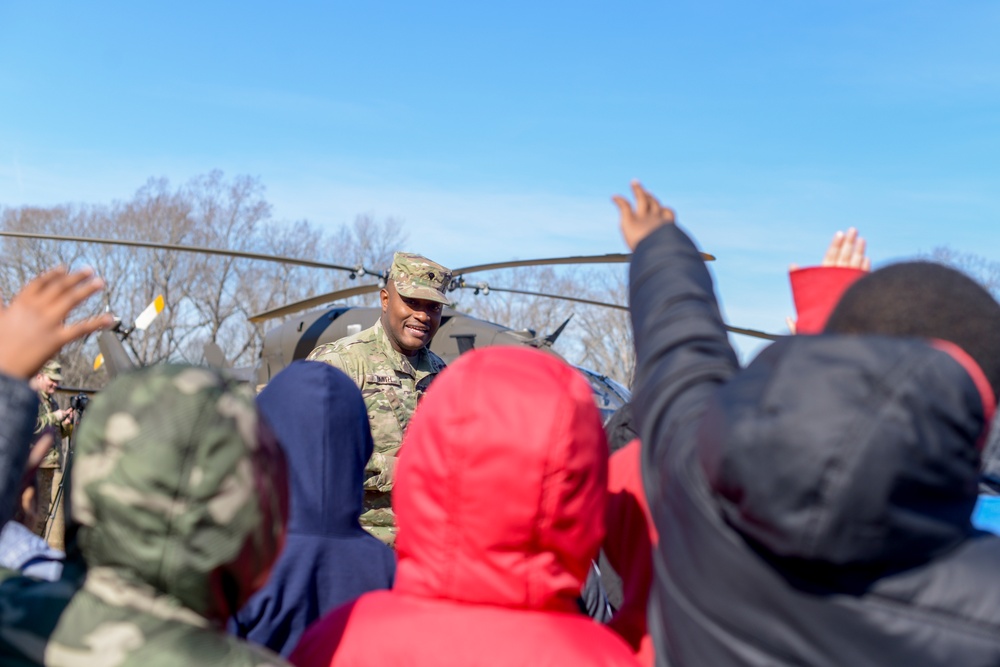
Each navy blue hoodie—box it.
[231,360,395,656]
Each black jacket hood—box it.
[700,335,988,567]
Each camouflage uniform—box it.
[307,253,451,546]
[33,361,70,542]
[34,392,71,439]
[34,360,72,442]
[0,365,290,667]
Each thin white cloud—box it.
[141,82,377,123]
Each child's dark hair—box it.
[825,261,1000,400]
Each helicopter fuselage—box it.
[258,304,630,422]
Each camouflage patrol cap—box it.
[41,359,63,382]
[389,252,453,305]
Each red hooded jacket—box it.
[604,439,657,667]
[291,347,639,667]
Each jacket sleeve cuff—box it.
[632,223,703,266]
[790,266,867,334]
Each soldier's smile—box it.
[405,322,430,338]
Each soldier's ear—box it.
[380,288,389,312]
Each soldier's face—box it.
[381,281,443,356]
[35,374,58,395]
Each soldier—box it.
[27,360,73,540]
[307,252,452,546]
[0,364,291,667]
[30,360,73,438]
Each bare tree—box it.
[0,204,107,389]
[0,174,411,390]
[453,266,578,339]
[572,267,634,387]
[927,247,1000,298]
[1,174,636,391]
[453,264,634,387]
[333,214,408,277]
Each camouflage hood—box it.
[71,365,288,623]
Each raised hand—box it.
[613,180,676,251]
[790,227,872,272]
[0,267,114,380]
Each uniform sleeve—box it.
[35,404,61,434]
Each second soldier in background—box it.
[28,360,74,543]
[308,252,451,546]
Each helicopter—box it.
[247,272,778,421]
[0,230,779,421]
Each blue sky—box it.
[3,1,999,360]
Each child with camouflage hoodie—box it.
[0,365,291,667]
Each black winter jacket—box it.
[0,373,38,523]
[631,224,1000,667]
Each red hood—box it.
[393,347,608,613]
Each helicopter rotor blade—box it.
[450,250,714,277]
[0,232,718,273]
[251,256,639,323]
[134,294,165,331]
[201,340,258,382]
[0,231,363,273]
[92,294,166,373]
[203,341,229,368]
[544,315,573,346]
[456,284,779,342]
[249,252,718,323]
[723,324,784,340]
[96,329,138,377]
[467,286,629,311]
[722,325,782,341]
[4,230,724,330]
[249,283,383,323]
